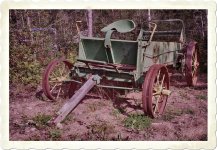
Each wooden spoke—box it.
[56,86,62,100]
[153,92,160,96]
[156,70,161,85]
[153,96,161,114]
[51,71,59,79]
[160,74,165,89]
[50,83,59,92]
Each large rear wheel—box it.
[185,41,199,86]
[142,64,170,118]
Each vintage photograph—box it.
[9,9,207,141]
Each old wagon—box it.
[42,19,199,124]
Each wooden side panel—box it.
[143,41,182,72]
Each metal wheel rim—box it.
[142,64,170,118]
[185,42,199,86]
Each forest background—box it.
[9,9,207,89]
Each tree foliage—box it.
[9,9,207,88]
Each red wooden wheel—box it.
[142,64,170,118]
[185,41,199,86]
[42,58,76,100]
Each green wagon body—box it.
[72,19,183,88]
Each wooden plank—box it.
[54,75,98,124]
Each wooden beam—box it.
[54,75,100,124]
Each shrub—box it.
[49,129,61,140]
[9,33,77,88]
[10,43,42,88]
[33,113,51,127]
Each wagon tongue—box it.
[53,75,101,124]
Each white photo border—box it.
[0,0,216,149]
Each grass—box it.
[88,103,97,112]
[123,114,152,130]
[87,101,107,112]
[33,113,52,127]
[68,133,79,140]
[29,114,62,140]
[49,128,61,140]
[163,108,194,121]
[87,122,115,140]
[162,113,176,121]
[21,114,29,124]
[195,95,207,101]
[113,109,120,115]
[117,107,125,113]
[61,115,74,124]
[28,134,40,141]
[179,91,189,100]
[171,109,183,116]
[183,108,195,115]
[163,108,183,121]
[111,108,121,117]
[111,133,129,141]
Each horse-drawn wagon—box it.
[42,19,199,124]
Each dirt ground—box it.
[9,73,207,141]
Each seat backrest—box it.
[101,19,136,33]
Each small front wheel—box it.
[142,64,170,118]
[42,58,76,100]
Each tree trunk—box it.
[148,9,151,29]
[87,9,93,37]
[21,11,25,28]
[148,10,151,20]
[26,10,33,44]
[37,11,41,26]
[200,13,204,38]
[10,10,18,28]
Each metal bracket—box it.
[104,29,115,48]
[92,74,102,84]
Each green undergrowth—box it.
[10,42,77,89]
[163,108,195,121]
[10,44,42,88]
[86,122,115,140]
[33,113,52,127]
[49,128,62,140]
[123,114,152,130]
[195,95,207,101]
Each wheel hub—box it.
[154,85,171,96]
[57,76,67,82]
